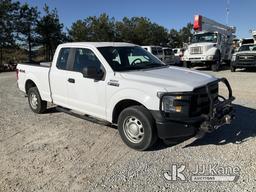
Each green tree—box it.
[36,5,66,61]
[168,23,193,48]
[115,17,169,45]
[115,17,138,43]
[68,13,115,42]
[169,29,181,47]
[179,23,193,46]
[18,3,39,62]
[0,0,19,65]
[69,14,169,45]
[68,20,88,41]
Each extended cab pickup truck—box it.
[231,44,256,72]
[17,42,235,150]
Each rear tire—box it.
[117,106,157,151]
[28,87,47,114]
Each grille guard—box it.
[159,78,235,123]
[205,77,235,120]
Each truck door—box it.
[219,34,226,60]
[67,48,106,119]
[50,48,70,107]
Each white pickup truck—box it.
[17,42,235,150]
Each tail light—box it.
[16,69,19,80]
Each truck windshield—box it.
[191,32,218,43]
[97,46,166,72]
[238,44,256,52]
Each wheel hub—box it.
[123,116,144,143]
[30,93,38,109]
[128,123,140,136]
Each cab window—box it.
[157,47,163,55]
[151,47,158,55]
[72,48,102,73]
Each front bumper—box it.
[151,78,235,139]
[183,55,215,63]
[232,60,256,68]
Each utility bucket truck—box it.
[183,15,236,71]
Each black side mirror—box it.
[188,37,191,44]
[82,66,104,80]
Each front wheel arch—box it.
[112,99,146,124]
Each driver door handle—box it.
[68,78,75,83]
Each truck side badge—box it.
[108,80,119,87]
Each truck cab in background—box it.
[142,46,175,65]
[173,48,185,65]
[252,30,256,44]
[183,15,236,71]
[142,46,163,60]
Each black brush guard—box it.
[200,78,235,132]
[159,78,235,133]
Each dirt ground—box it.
[0,67,256,192]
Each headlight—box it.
[231,55,236,61]
[161,95,182,113]
[207,55,214,60]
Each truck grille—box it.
[190,83,219,117]
[190,46,203,54]
[238,55,256,62]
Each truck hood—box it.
[119,66,217,92]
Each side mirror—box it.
[82,66,104,80]
[188,37,191,44]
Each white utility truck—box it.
[183,15,236,71]
[17,42,234,150]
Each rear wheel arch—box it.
[25,79,37,94]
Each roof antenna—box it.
[226,0,230,25]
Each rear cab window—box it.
[56,48,70,70]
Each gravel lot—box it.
[0,67,256,192]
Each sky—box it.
[19,0,256,38]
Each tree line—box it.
[0,0,193,64]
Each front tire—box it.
[231,66,236,72]
[211,52,221,72]
[28,87,47,114]
[183,61,191,68]
[117,106,157,151]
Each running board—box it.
[56,106,114,127]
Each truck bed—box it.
[17,63,52,102]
